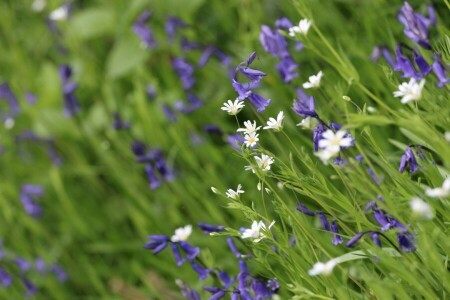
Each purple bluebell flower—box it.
[312,123,327,152]
[165,16,188,42]
[171,243,185,266]
[198,223,225,235]
[293,88,318,118]
[247,93,271,112]
[59,65,80,117]
[399,146,419,173]
[191,262,210,280]
[0,83,20,120]
[179,241,200,261]
[331,220,343,245]
[198,47,231,68]
[177,281,201,300]
[155,158,174,181]
[219,270,234,288]
[204,286,226,300]
[364,200,377,212]
[276,56,299,83]
[144,235,170,254]
[252,279,272,299]
[373,209,392,232]
[398,2,436,49]
[46,140,63,166]
[162,104,178,122]
[23,277,37,297]
[132,11,156,49]
[0,267,12,287]
[25,92,37,105]
[346,231,367,248]
[397,231,416,252]
[371,45,396,68]
[267,278,280,293]
[20,185,44,218]
[226,134,245,151]
[35,258,46,274]
[131,140,147,157]
[370,232,382,248]
[51,264,68,282]
[431,55,450,88]
[180,37,200,52]
[317,212,331,231]
[145,165,162,190]
[176,92,203,114]
[15,258,31,273]
[296,203,315,216]
[227,237,241,258]
[146,85,156,100]
[413,50,432,77]
[172,58,196,90]
[113,112,131,130]
[394,44,420,79]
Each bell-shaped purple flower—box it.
[172,58,196,90]
[51,264,68,282]
[59,65,80,117]
[15,258,31,273]
[204,286,227,300]
[317,212,331,231]
[296,203,315,216]
[0,267,12,287]
[227,237,241,258]
[293,88,318,118]
[373,209,391,232]
[248,93,271,112]
[252,279,272,300]
[198,223,225,235]
[219,270,234,288]
[23,277,37,297]
[20,185,44,218]
[431,55,450,88]
[226,134,245,151]
[171,243,186,266]
[165,15,188,42]
[267,278,280,293]
[397,231,416,252]
[346,231,367,248]
[191,262,210,280]
[132,11,156,49]
[0,83,20,120]
[399,146,419,173]
[370,232,382,248]
[331,220,343,245]
[179,241,200,261]
[398,2,436,49]
[113,112,131,130]
[145,165,162,190]
[144,235,169,254]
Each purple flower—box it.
[317,212,331,231]
[197,223,225,235]
[155,158,174,181]
[20,185,44,218]
[267,278,280,293]
[144,235,170,254]
[293,88,318,118]
[22,277,37,297]
[59,65,80,117]
[46,140,63,166]
[227,237,241,258]
[145,165,162,190]
[397,231,416,252]
[252,279,272,299]
[394,44,420,79]
[146,85,156,100]
[276,56,299,83]
[346,231,367,248]
[162,104,178,122]
[373,209,392,231]
[247,93,271,112]
[132,11,156,49]
[165,16,188,42]
[296,203,315,216]
[176,92,203,114]
[398,2,436,49]
[331,220,343,245]
[25,92,37,105]
[431,55,450,88]
[370,232,382,248]
[51,264,68,282]
[219,270,234,288]
[170,243,185,266]
[113,112,131,130]
[0,267,12,287]
[198,47,231,68]
[226,134,245,151]
[179,241,200,261]
[371,45,396,68]
[413,50,432,77]
[312,123,326,152]
[204,286,226,300]
[399,146,419,173]
[0,82,20,120]
[172,58,196,90]
[191,262,210,280]
[15,258,31,273]
[178,281,201,300]
[131,140,147,157]
[35,258,46,274]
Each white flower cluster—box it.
[241,220,275,243]
[288,19,312,36]
[171,225,192,242]
[225,184,245,200]
[237,120,261,148]
[393,78,425,104]
[315,129,353,163]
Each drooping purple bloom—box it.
[46,140,63,166]
[227,237,241,258]
[51,264,68,282]
[373,209,392,232]
[35,258,46,274]
[171,243,185,266]
[132,11,156,49]
[371,45,396,68]
[413,50,432,77]
[25,92,37,105]
[431,55,450,88]
[398,2,436,49]
[346,231,367,248]
[20,185,44,218]
[165,15,188,42]
[312,123,326,152]
[177,281,201,300]
[112,112,131,130]
[0,82,20,120]
[175,92,203,114]
[179,241,200,261]
[317,212,331,231]
[247,93,271,112]
[296,203,315,216]
[131,140,147,157]
[191,262,210,280]
[23,277,38,297]
[399,146,419,173]
[180,36,200,52]
[293,88,318,118]
[0,267,12,287]
[198,223,225,235]
[155,158,174,181]
[146,85,156,100]
[370,232,382,248]
[276,56,299,83]
[59,65,80,117]
[226,134,245,151]
[145,165,162,190]
[15,258,31,273]
[144,235,170,254]
[198,46,231,68]
[331,220,343,245]
[252,279,272,299]
[204,286,226,300]
[172,58,196,90]
[397,231,416,252]
[162,104,178,122]
[219,270,234,288]
[394,44,420,79]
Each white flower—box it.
[32,0,46,11]
[4,118,14,130]
[221,99,245,115]
[302,71,324,89]
[288,19,312,36]
[425,178,450,198]
[296,117,317,129]
[318,129,353,155]
[171,225,192,242]
[393,78,425,104]
[226,184,245,200]
[49,4,70,21]
[255,154,274,171]
[315,148,336,164]
[308,259,337,276]
[237,120,261,135]
[211,187,219,194]
[410,198,434,220]
[241,220,275,242]
[263,111,284,131]
[243,132,259,148]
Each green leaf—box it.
[67,8,115,40]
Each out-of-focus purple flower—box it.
[23,277,38,297]
[413,50,432,77]
[431,55,450,88]
[204,125,222,135]
[162,104,178,122]
[59,65,80,117]
[226,134,245,151]
[399,146,419,173]
[198,223,225,235]
[176,92,203,114]
[132,11,156,49]
[370,232,382,247]
[371,45,396,68]
[364,200,377,212]
[296,203,315,216]
[146,85,156,100]
[346,231,367,248]
[204,286,226,300]
[170,243,185,266]
[293,88,318,118]
[191,262,210,280]
[394,44,420,79]
[397,231,416,252]
[247,93,271,112]
[0,267,12,287]
[398,2,436,49]
[113,112,131,130]
[0,83,20,120]
[165,15,188,42]
[277,56,299,83]
[317,212,331,231]
[51,264,68,282]
[131,140,147,157]
[267,278,280,293]
[179,241,200,261]
[145,165,162,190]
[227,237,241,258]
[312,123,326,152]
[46,140,63,166]
[144,235,170,254]
[156,158,174,181]
[172,58,196,90]
[219,270,234,288]
[198,46,231,68]
[373,209,391,231]
[180,37,200,52]
[35,258,46,274]
[252,279,272,299]
[331,220,343,245]
[177,281,201,300]
[25,92,37,105]
[20,185,44,218]
[15,258,31,273]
